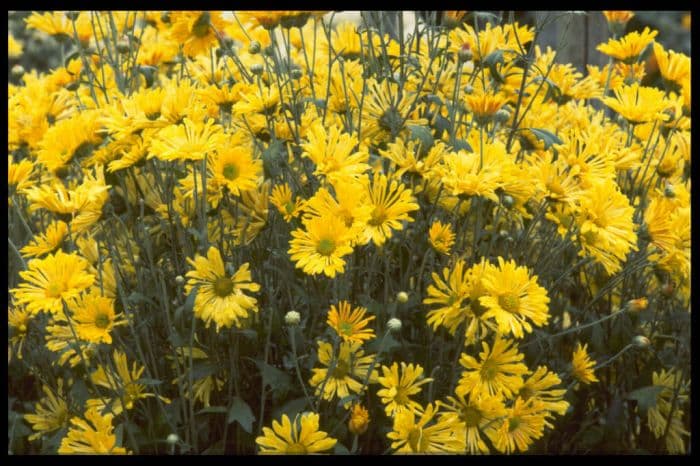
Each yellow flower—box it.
[24,379,70,441]
[8,156,35,195]
[362,174,419,247]
[348,404,370,435]
[256,412,337,454]
[360,78,427,145]
[302,181,372,245]
[20,220,68,259]
[439,143,506,203]
[185,246,261,330]
[8,33,23,58]
[45,317,97,367]
[387,403,461,454]
[479,257,551,339]
[11,250,94,315]
[70,291,126,345]
[58,407,128,454]
[327,301,376,343]
[169,11,228,57]
[488,397,547,454]
[170,345,226,408]
[646,369,689,453]
[437,391,507,454]
[150,118,226,162]
[571,342,598,385]
[8,304,32,361]
[88,350,169,415]
[209,144,262,196]
[428,220,455,255]
[653,42,690,86]
[377,362,433,417]
[233,83,280,116]
[289,214,354,278]
[518,366,570,420]
[603,82,669,124]
[602,11,635,34]
[270,183,305,222]
[464,90,509,122]
[597,27,658,62]
[301,120,370,186]
[309,340,377,402]
[457,337,529,399]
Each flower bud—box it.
[387,318,402,332]
[248,40,261,54]
[626,297,648,312]
[501,194,515,209]
[11,64,25,79]
[285,310,301,326]
[250,63,264,75]
[463,84,474,94]
[495,108,511,124]
[348,404,370,435]
[632,335,650,348]
[663,184,675,198]
[116,40,130,54]
[458,44,473,63]
[396,291,409,303]
[65,11,80,20]
[175,275,185,286]
[290,68,303,80]
[166,433,179,445]
[660,282,675,298]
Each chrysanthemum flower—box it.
[361,174,419,247]
[602,82,668,124]
[301,121,369,186]
[487,397,547,454]
[377,362,433,417]
[438,391,507,454]
[428,220,455,255]
[70,291,126,345]
[185,246,260,330]
[170,345,226,408]
[170,11,228,57]
[8,156,35,195]
[45,318,97,367]
[576,180,637,275]
[289,215,354,278]
[209,144,262,196]
[88,350,169,415]
[233,83,280,116]
[439,144,505,203]
[150,118,226,162]
[58,407,128,454]
[24,379,70,441]
[256,412,337,454]
[327,301,376,343]
[270,183,305,222]
[309,340,377,402]
[8,304,32,361]
[387,403,461,454]
[464,90,509,122]
[11,250,95,315]
[302,181,371,245]
[348,404,370,435]
[646,369,689,454]
[360,79,427,145]
[653,42,690,86]
[596,27,658,62]
[517,366,569,421]
[479,257,550,339]
[457,337,529,399]
[20,220,68,259]
[571,342,598,385]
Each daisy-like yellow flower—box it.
[185,246,261,330]
[602,82,669,124]
[576,180,638,275]
[24,379,70,441]
[301,121,370,186]
[170,11,228,57]
[647,369,690,454]
[58,407,128,454]
[362,174,419,247]
[302,181,372,245]
[652,42,690,87]
[464,90,509,123]
[70,291,126,345]
[270,183,305,222]
[327,301,376,343]
[233,83,280,116]
[8,33,23,58]
[438,391,507,454]
[256,412,337,454]
[518,366,569,421]
[428,220,455,255]
[289,214,354,278]
[20,220,68,259]
[439,144,505,203]
[377,362,433,417]
[209,144,262,196]
[457,337,529,399]
[348,404,370,435]
[8,156,35,195]
[45,317,97,368]
[170,345,226,408]
[487,397,547,454]
[11,250,94,316]
[387,403,461,454]
[571,342,599,385]
[309,340,377,402]
[8,304,32,361]
[597,27,658,62]
[479,257,550,339]
[150,118,226,162]
[88,350,169,415]
[602,11,635,34]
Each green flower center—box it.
[94,313,111,329]
[213,276,234,297]
[367,206,387,226]
[286,442,308,454]
[461,406,482,427]
[508,416,521,432]
[339,322,354,336]
[332,358,350,379]
[519,385,533,401]
[46,282,64,298]
[498,293,520,314]
[284,201,295,214]
[222,163,239,181]
[192,12,211,38]
[316,238,336,256]
[480,358,498,381]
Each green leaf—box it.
[196,406,228,415]
[190,362,219,381]
[136,378,162,386]
[272,397,309,421]
[227,396,255,433]
[453,139,473,152]
[407,125,434,153]
[334,443,350,455]
[626,386,663,412]
[262,139,284,178]
[525,128,563,149]
[251,359,292,392]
